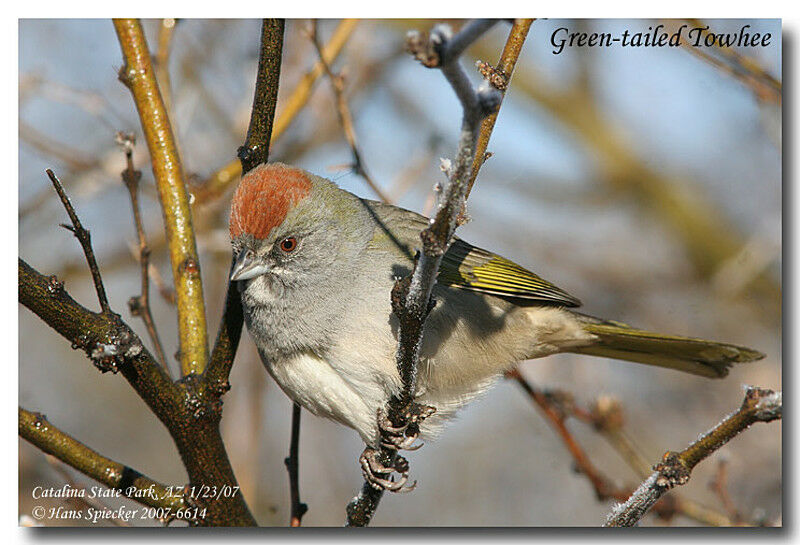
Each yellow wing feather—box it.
[438,239,581,307]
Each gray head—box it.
[229,162,371,311]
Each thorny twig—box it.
[308,20,391,203]
[117,132,170,373]
[46,169,110,314]
[605,386,782,527]
[346,19,503,527]
[285,403,308,526]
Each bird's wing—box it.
[439,238,582,307]
[362,199,581,307]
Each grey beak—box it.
[230,250,270,282]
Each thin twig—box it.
[308,20,390,203]
[605,386,782,527]
[709,457,742,523]
[45,169,110,314]
[284,403,308,527]
[154,19,178,116]
[346,19,502,527]
[117,132,170,373]
[192,19,357,205]
[114,18,209,376]
[20,122,100,172]
[507,368,734,526]
[20,408,184,513]
[466,18,533,198]
[672,19,781,104]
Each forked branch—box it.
[605,386,782,527]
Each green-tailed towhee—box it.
[229,162,764,446]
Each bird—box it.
[229,162,763,486]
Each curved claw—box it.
[377,409,409,435]
[366,473,408,492]
[396,480,417,493]
[359,448,416,492]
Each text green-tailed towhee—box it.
[229,162,763,446]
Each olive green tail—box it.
[568,314,765,378]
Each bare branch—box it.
[238,19,285,174]
[672,19,781,104]
[507,368,735,526]
[285,403,308,526]
[46,456,131,526]
[116,132,170,374]
[346,19,503,526]
[114,18,209,376]
[308,20,390,203]
[46,169,110,314]
[19,258,256,526]
[466,18,534,198]
[154,18,178,116]
[605,386,782,527]
[20,408,184,514]
[193,19,357,205]
[204,19,284,392]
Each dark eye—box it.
[279,237,298,253]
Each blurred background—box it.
[19,19,781,526]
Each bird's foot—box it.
[359,447,415,493]
[377,402,436,452]
[358,402,435,492]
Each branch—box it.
[605,386,782,527]
[308,20,390,203]
[46,169,110,314]
[192,19,357,205]
[674,19,781,104]
[285,403,308,526]
[507,368,735,526]
[114,18,209,376]
[204,19,284,391]
[154,18,178,116]
[117,132,170,373]
[237,19,285,174]
[20,408,184,513]
[346,19,502,526]
[20,258,256,526]
[466,18,533,198]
